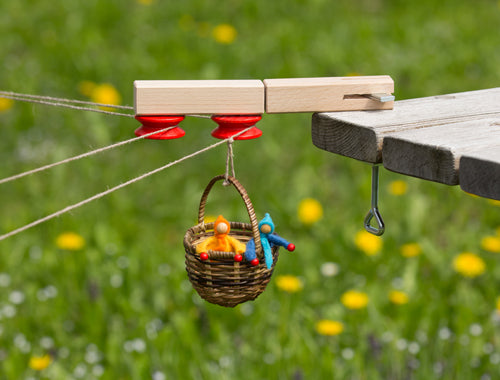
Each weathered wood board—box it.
[312,87,500,199]
[264,76,394,113]
[460,145,500,200]
[312,88,500,164]
[134,80,265,115]
[382,118,500,185]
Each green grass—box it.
[1,0,500,378]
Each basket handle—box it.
[198,175,262,255]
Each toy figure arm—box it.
[268,233,295,251]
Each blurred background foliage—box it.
[1,0,500,379]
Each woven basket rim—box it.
[183,175,278,307]
[197,175,262,254]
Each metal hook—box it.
[364,165,385,236]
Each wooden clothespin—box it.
[134,79,265,115]
[134,80,265,140]
[133,77,394,139]
[263,76,394,113]
[134,76,394,116]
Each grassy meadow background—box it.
[1,0,500,378]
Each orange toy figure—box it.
[196,215,246,254]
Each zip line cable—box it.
[0,92,136,118]
[0,126,177,185]
[0,89,248,242]
[0,90,211,119]
[0,127,253,242]
[0,90,135,110]
[0,90,217,184]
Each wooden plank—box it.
[134,80,265,115]
[460,145,500,200]
[312,88,500,164]
[382,118,500,185]
[263,76,394,113]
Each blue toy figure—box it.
[245,213,295,269]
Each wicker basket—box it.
[183,175,279,307]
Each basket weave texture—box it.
[184,175,279,307]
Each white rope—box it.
[0,127,177,185]
[0,127,253,242]
[0,93,135,118]
[0,90,212,119]
[0,90,134,110]
[186,114,212,119]
[223,138,235,186]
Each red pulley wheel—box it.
[211,115,262,140]
[134,115,185,140]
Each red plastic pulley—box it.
[211,115,262,140]
[134,115,185,140]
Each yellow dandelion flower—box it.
[90,83,121,109]
[315,319,344,336]
[212,24,237,44]
[0,97,13,112]
[137,0,153,4]
[341,290,369,310]
[346,72,362,76]
[297,198,323,225]
[453,252,486,278]
[55,232,85,251]
[400,242,422,258]
[78,80,97,97]
[388,180,408,196]
[389,290,409,305]
[496,296,500,314]
[29,354,52,371]
[354,230,382,256]
[276,275,303,293]
[481,236,500,253]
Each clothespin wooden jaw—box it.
[132,76,394,139]
[133,76,394,116]
[263,76,394,113]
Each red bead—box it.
[234,254,243,262]
[211,115,262,140]
[287,243,295,252]
[200,252,209,261]
[250,258,259,266]
[135,115,185,139]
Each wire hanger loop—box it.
[364,165,385,236]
